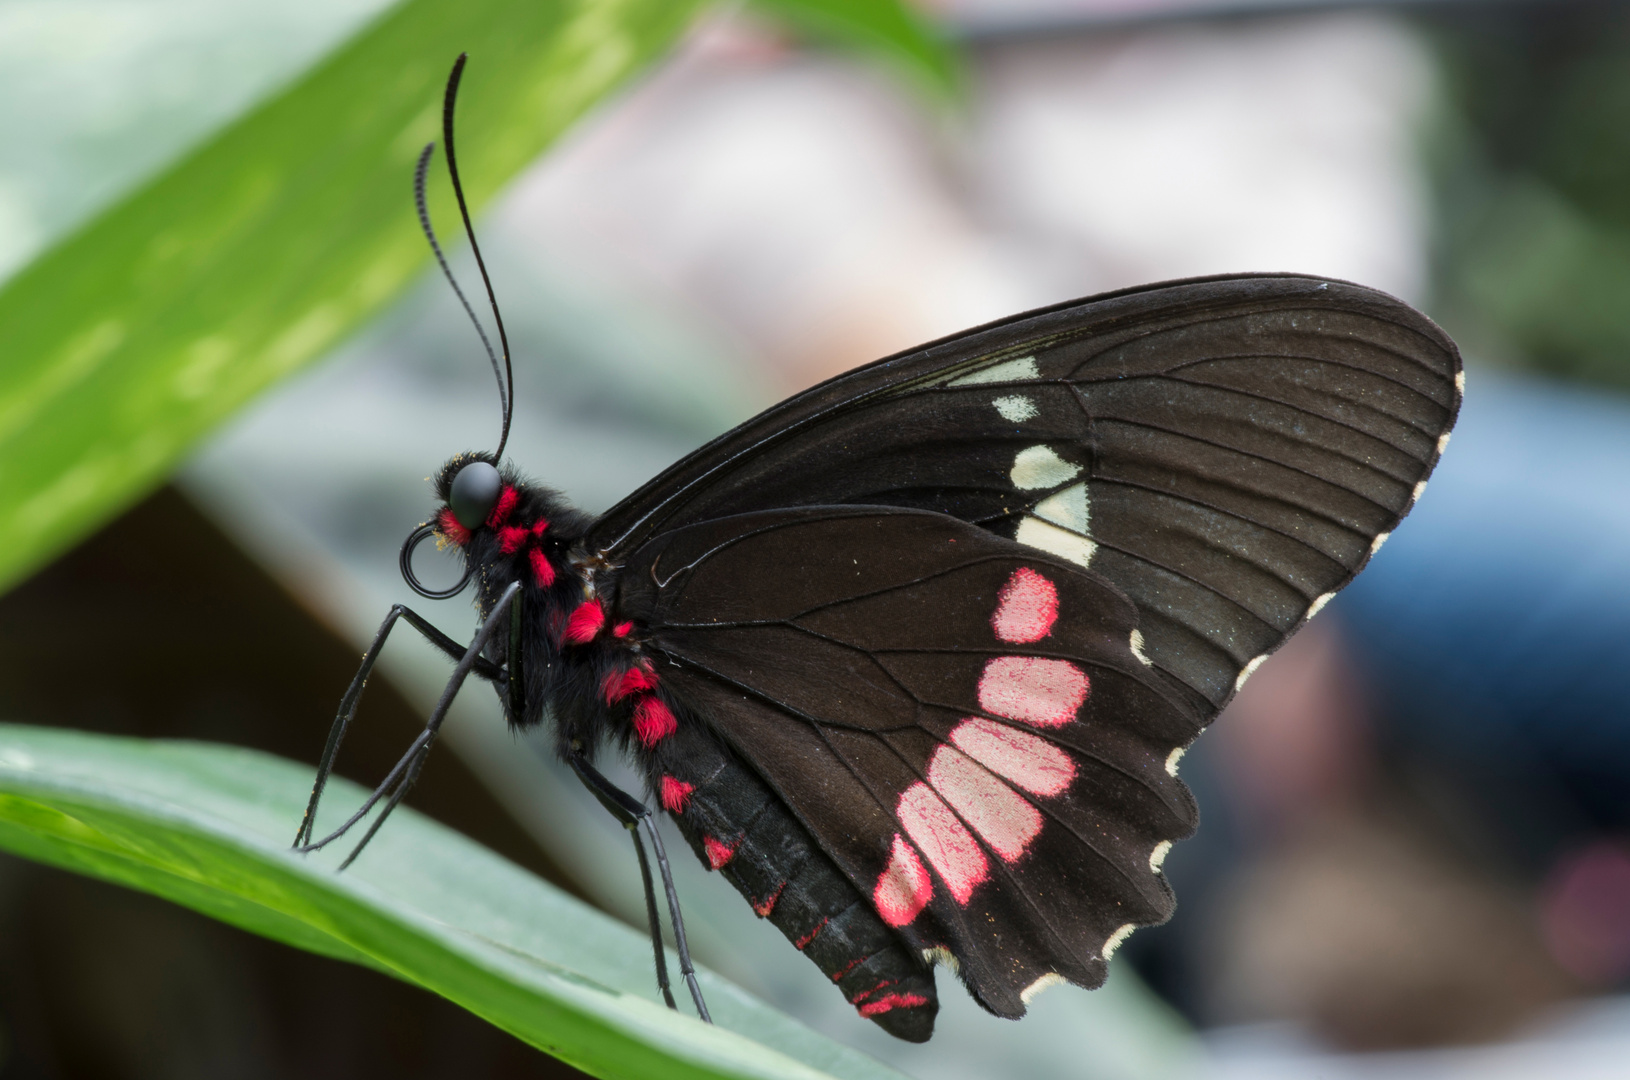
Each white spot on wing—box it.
[1010,445,1080,490]
[921,945,960,973]
[1235,653,1268,692]
[1437,430,1452,455]
[1032,482,1088,532]
[1455,370,1465,394]
[1129,628,1153,666]
[1412,479,1429,504]
[1306,591,1336,620]
[950,356,1040,386]
[1021,972,1065,1004]
[1370,531,1391,555]
[1015,516,1096,566]
[1165,747,1185,776]
[993,395,1037,423]
[1150,841,1172,872]
[1101,923,1136,960]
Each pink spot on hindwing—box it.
[949,718,1076,797]
[992,567,1059,643]
[897,784,988,904]
[659,775,693,813]
[873,834,932,926]
[927,746,1042,863]
[704,835,738,869]
[977,656,1088,727]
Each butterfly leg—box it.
[295,583,520,864]
[569,751,713,1023]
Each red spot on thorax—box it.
[497,525,528,554]
[562,600,605,645]
[528,547,555,588]
[530,518,549,535]
[704,835,737,869]
[487,485,519,528]
[612,621,634,638]
[659,775,693,813]
[752,880,787,918]
[794,918,828,950]
[602,664,657,705]
[632,696,676,745]
[857,992,930,1017]
[436,508,470,547]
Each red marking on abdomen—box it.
[632,696,677,745]
[850,979,892,1004]
[659,775,693,813]
[486,485,518,527]
[977,656,1088,727]
[562,600,605,645]
[436,508,470,547]
[794,917,828,950]
[898,783,988,904]
[830,955,867,983]
[497,524,528,554]
[528,547,555,588]
[612,621,634,638]
[752,880,786,917]
[927,745,1042,863]
[858,993,930,1017]
[992,567,1059,643]
[602,664,657,704]
[704,835,738,869]
[873,833,932,927]
[949,717,1075,797]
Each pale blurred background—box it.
[3,1,1630,1078]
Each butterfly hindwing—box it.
[594,274,1461,709]
[616,507,1204,1015]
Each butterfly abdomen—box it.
[654,719,939,1042]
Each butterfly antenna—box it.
[413,53,514,463]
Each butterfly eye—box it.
[448,461,501,529]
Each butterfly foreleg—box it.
[568,750,712,1023]
[294,583,520,863]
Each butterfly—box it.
[294,56,1461,1043]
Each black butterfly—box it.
[295,56,1461,1044]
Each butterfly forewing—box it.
[616,508,1203,1014]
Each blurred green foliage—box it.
[0,0,958,597]
[1424,2,1630,388]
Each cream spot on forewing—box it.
[1033,482,1088,534]
[1412,479,1429,504]
[1150,840,1173,872]
[949,356,1040,386]
[1306,591,1336,620]
[1455,370,1465,394]
[1437,430,1452,455]
[949,718,1075,797]
[1010,445,1080,490]
[1129,629,1153,666]
[1235,653,1268,692]
[928,746,1042,863]
[978,657,1089,727]
[873,833,932,927]
[898,783,988,904]
[992,567,1059,643]
[1102,923,1136,960]
[994,395,1037,422]
[1370,531,1391,555]
[1015,517,1096,567]
[921,945,960,973]
[1021,973,1065,1005]
[1165,747,1186,777]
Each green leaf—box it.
[0,723,908,1080]
[746,0,962,101]
[0,0,706,596]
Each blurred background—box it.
[3,0,1630,1077]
